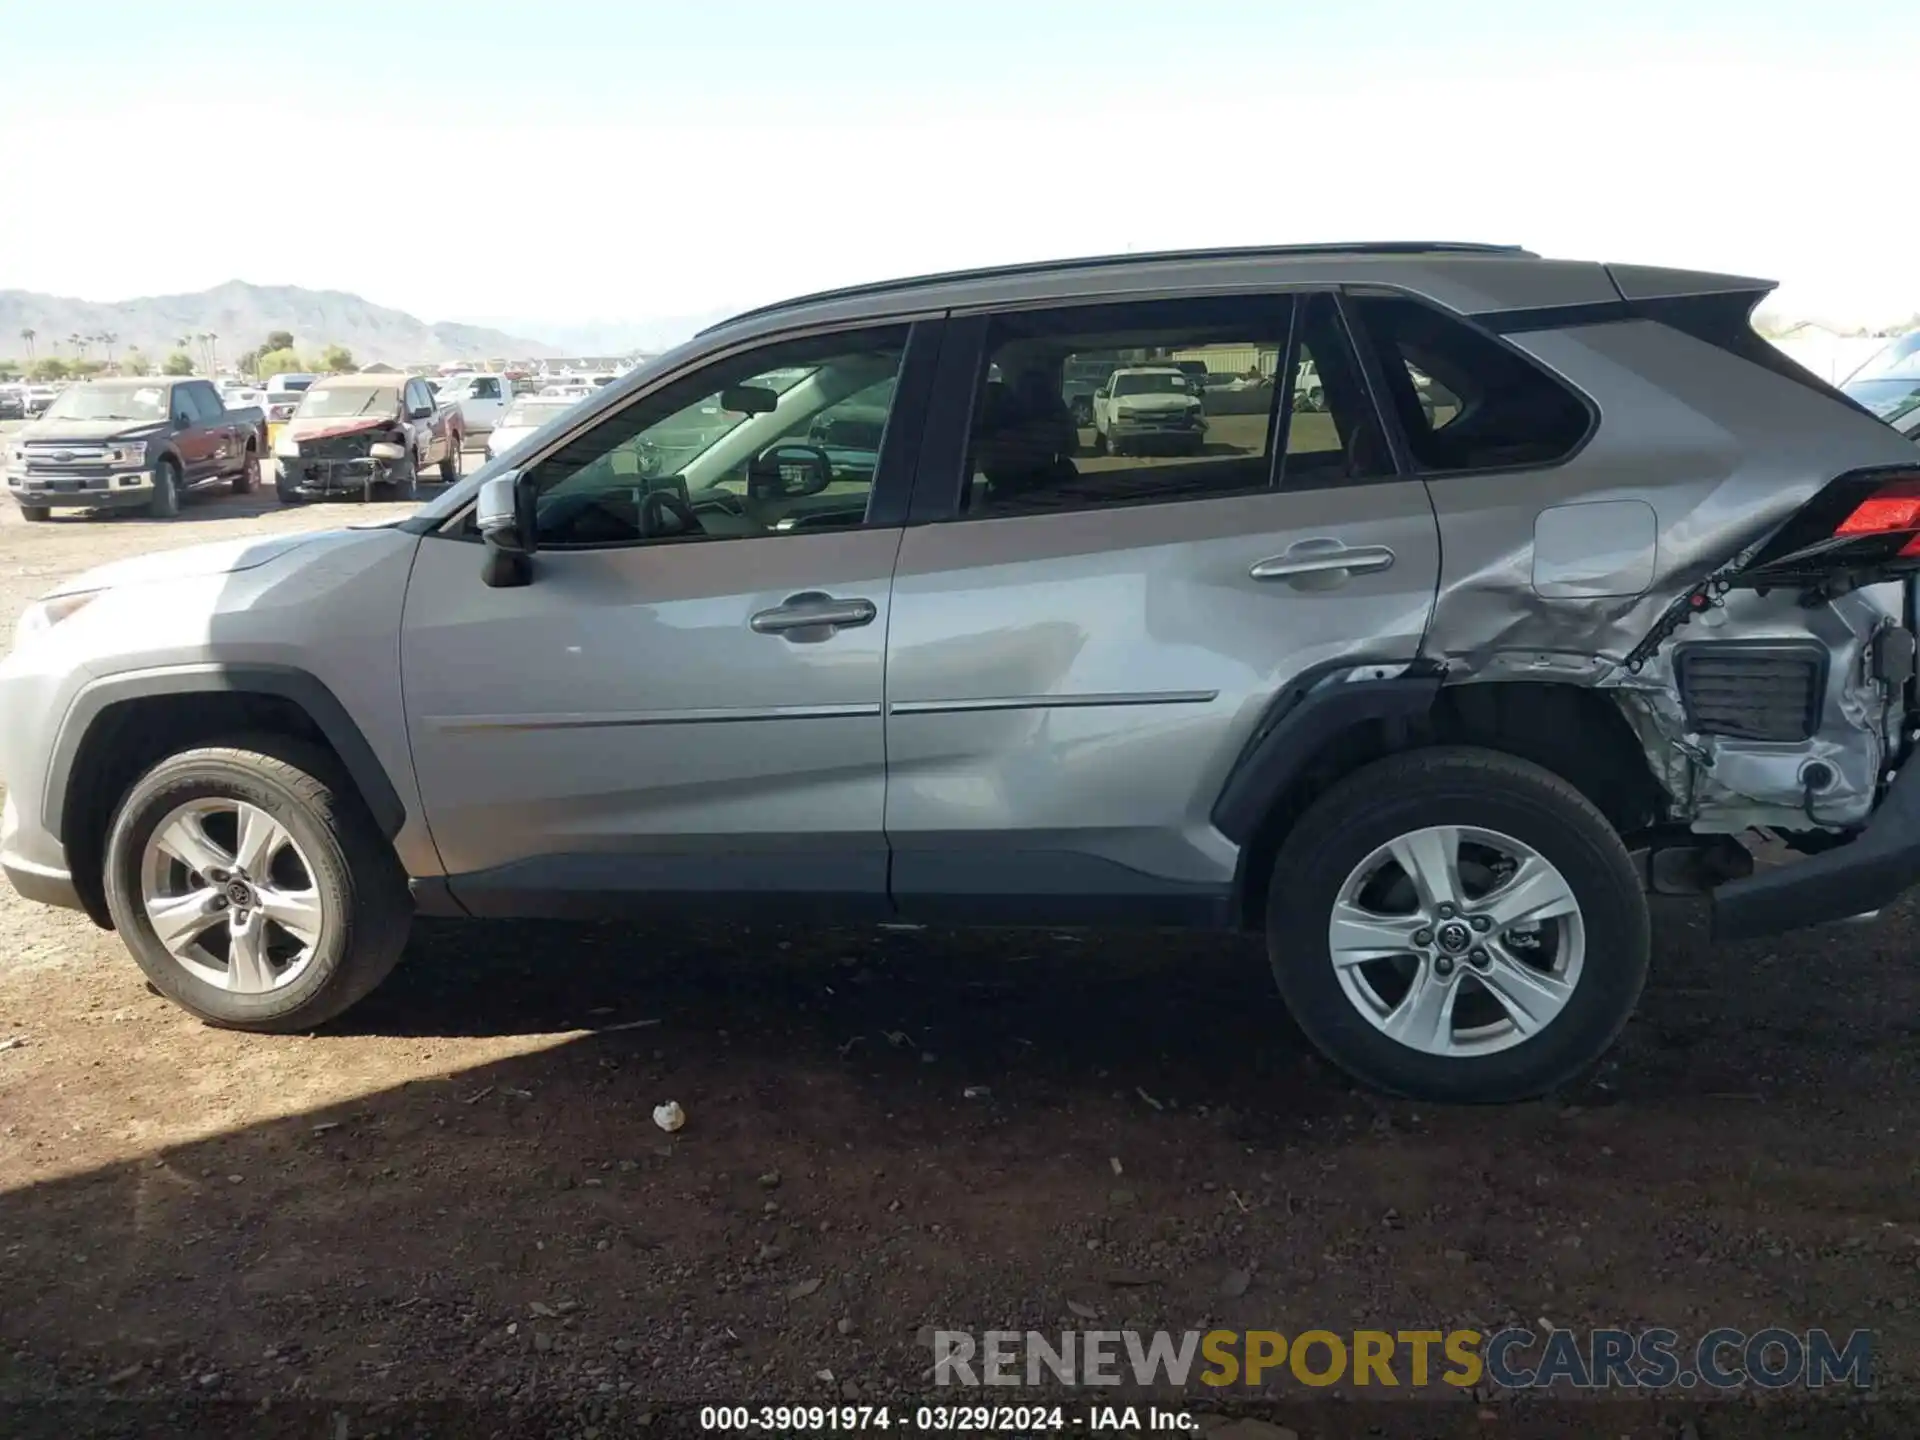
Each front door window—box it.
[523,327,909,549]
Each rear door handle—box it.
[750,591,878,637]
[1250,543,1396,581]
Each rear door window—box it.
[1345,294,1591,473]
[956,293,1291,519]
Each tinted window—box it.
[1346,294,1590,473]
[526,327,907,549]
[961,295,1290,519]
[472,376,501,399]
[185,382,224,421]
[1280,294,1396,487]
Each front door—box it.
[883,292,1442,922]
[172,383,221,480]
[400,320,937,918]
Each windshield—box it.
[42,384,168,422]
[1846,333,1920,386]
[296,385,397,419]
[1846,377,1920,428]
[500,399,575,427]
[1113,371,1191,397]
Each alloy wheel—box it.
[138,798,325,994]
[1326,824,1584,1057]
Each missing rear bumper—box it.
[1711,763,1920,940]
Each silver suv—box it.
[6,242,1919,1104]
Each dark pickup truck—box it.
[2,377,267,521]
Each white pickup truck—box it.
[433,373,514,446]
[1091,365,1208,456]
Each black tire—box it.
[147,457,181,518]
[389,457,419,501]
[101,736,412,1033]
[439,440,458,484]
[232,444,259,494]
[274,461,308,505]
[19,504,49,523]
[1265,746,1649,1104]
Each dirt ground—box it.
[0,466,1916,1438]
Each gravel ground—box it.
[0,467,1915,1438]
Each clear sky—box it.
[1,0,1910,340]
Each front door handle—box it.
[1250,542,1396,582]
[750,591,878,638]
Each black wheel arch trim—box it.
[42,663,407,844]
[1211,660,1444,844]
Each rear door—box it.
[882,291,1442,921]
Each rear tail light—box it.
[1735,468,1920,585]
[1835,479,1920,536]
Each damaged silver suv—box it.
[5,242,1919,1103]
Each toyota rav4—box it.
[5,241,1918,1103]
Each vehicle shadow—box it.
[338,889,1919,1115]
[339,916,1309,1114]
[2,897,1916,1411]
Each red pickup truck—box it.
[3,377,267,521]
[272,374,463,503]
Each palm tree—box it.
[67,332,85,360]
[18,328,34,361]
[99,331,118,367]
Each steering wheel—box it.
[639,488,703,539]
[691,484,746,517]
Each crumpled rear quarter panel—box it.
[1422,317,1920,830]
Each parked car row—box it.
[0,382,66,419]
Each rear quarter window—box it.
[1346,294,1592,473]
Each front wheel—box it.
[101,737,412,1032]
[439,440,458,484]
[18,504,49,523]
[1265,746,1649,1104]
[147,458,181,518]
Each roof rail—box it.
[701,242,1534,334]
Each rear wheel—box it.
[1265,746,1649,1103]
[101,737,412,1032]
[232,445,259,494]
[147,457,180,518]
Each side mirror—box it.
[747,443,834,501]
[410,404,433,419]
[720,384,778,416]
[477,470,537,554]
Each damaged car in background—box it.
[7,243,1920,1107]
[273,375,461,503]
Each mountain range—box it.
[0,281,561,365]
